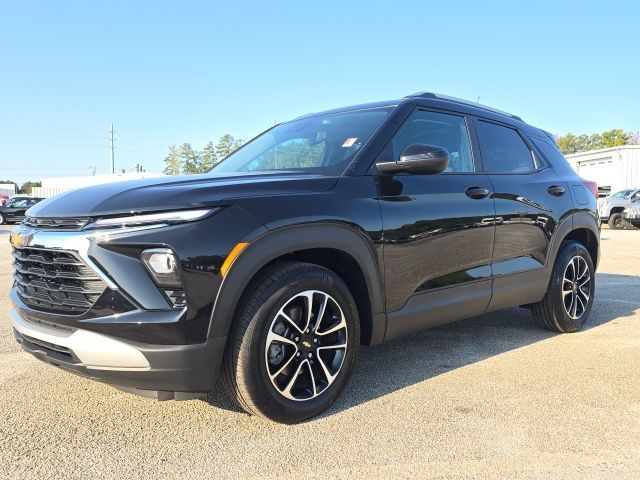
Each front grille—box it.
[12,246,107,314]
[625,205,640,219]
[23,217,90,231]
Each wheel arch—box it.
[609,206,625,215]
[548,211,600,272]
[208,223,386,345]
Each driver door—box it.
[377,108,496,340]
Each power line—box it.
[109,122,115,174]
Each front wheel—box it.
[532,241,595,332]
[222,262,360,423]
[608,213,623,230]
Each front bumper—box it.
[622,206,640,227]
[11,307,227,397]
[8,206,266,397]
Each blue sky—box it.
[1,0,639,184]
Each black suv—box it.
[0,197,44,225]
[10,93,599,423]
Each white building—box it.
[565,146,640,196]
[32,172,165,198]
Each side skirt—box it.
[486,268,548,313]
[384,280,492,341]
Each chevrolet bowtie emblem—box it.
[9,229,34,248]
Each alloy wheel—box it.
[265,290,348,401]
[561,256,591,320]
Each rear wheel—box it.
[222,262,359,423]
[532,241,594,333]
[608,213,623,230]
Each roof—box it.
[403,91,524,122]
[293,92,527,127]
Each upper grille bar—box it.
[23,217,90,231]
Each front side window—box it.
[211,108,391,175]
[476,121,534,173]
[389,110,475,172]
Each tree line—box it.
[555,129,639,155]
[163,134,244,175]
[162,129,640,175]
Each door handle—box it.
[547,185,566,196]
[465,187,491,199]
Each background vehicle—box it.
[622,202,640,228]
[0,197,43,225]
[10,93,599,423]
[599,189,640,229]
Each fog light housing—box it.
[141,248,182,288]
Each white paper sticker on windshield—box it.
[342,137,357,148]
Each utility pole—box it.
[109,123,115,174]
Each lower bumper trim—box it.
[13,326,228,394]
[10,308,150,370]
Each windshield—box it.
[210,107,392,175]
[611,190,633,198]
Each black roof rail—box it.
[404,91,523,122]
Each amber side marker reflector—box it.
[220,242,249,278]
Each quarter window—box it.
[390,110,475,173]
[476,121,534,173]
[531,138,564,168]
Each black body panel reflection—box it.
[378,173,496,312]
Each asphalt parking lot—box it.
[1,226,639,479]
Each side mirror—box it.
[377,144,450,175]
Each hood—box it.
[27,172,338,218]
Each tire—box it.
[222,261,360,423]
[608,213,623,230]
[0,214,5,225]
[532,241,595,333]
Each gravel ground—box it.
[1,226,639,479]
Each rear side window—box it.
[476,121,534,173]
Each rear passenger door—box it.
[472,118,574,311]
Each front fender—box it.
[207,222,385,342]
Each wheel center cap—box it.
[302,340,312,349]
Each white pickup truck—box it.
[599,189,640,229]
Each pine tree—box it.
[180,143,202,175]
[163,145,181,175]
[201,141,218,171]
[215,134,244,160]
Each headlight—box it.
[85,208,217,229]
